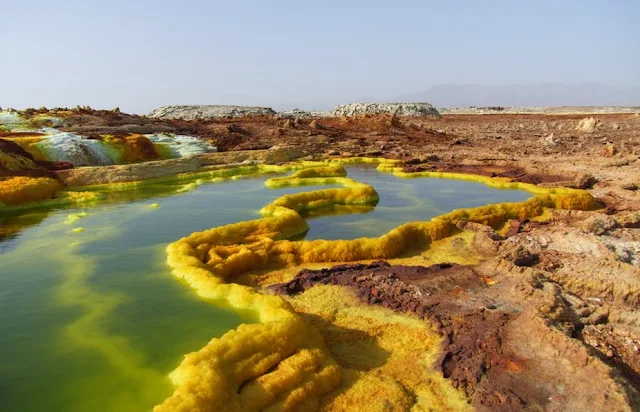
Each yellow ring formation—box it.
[156,162,600,411]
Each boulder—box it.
[576,117,601,133]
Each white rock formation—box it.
[35,132,114,166]
[277,109,333,118]
[145,134,216,157]
[148,105,277,120]
[331,102,440,117]
[576,117,601,133]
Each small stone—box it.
[541,133,559,146]
[573,174,598,189]
[423,154,440,162]
[576,117,601,133]
[309,120,324,129]
[227,124,250,135]
[581,215,618,235]
[600,143,617,157]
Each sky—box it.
[2,0,639,113]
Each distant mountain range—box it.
[394,83,640,108]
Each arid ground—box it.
[2,108,639,410]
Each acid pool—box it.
[0,165,531,411]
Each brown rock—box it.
[405,157,422,165]
[309,120,324,129]
[226,124,250,135]
[573,174,598,189]
[600,143,617,157]
[423,154,441,162]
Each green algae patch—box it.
[0,200,249,412]
[1,218,173,411]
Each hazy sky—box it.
[2,0,639,113]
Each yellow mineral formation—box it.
[101,134,161,163]
[265,165,347,188]
[156,164,600,411]
[0,176,61,206]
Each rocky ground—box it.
[272,208,640,410]
[2,105,639,410]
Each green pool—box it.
[0,165,531,411]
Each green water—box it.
[0,166,531,411]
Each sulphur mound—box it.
[156,164,600,411]
[0,176,61,206]
[286,285,471,411]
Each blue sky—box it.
[2,0,639,113]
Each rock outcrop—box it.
[56,158,202,186]
[277,109,333,119]
[332,102,441,117]
[56,147,305,186]
[0,138,72,176]
[148,105,277,120]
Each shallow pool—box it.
[0,165,531,411]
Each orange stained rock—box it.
[482,276,496,286]
[505,360,525,373]
[102,134,160,163]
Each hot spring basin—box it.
[0,165,531,412]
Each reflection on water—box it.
[0,166,531,411]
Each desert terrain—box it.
[1,104,639,411]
